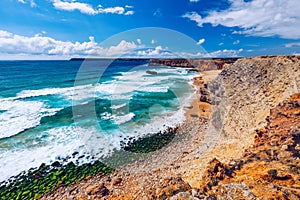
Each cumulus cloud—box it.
[0,30,244,59]
[183,0,300,39]
[196,38,205,45]
[52,0,134,15]
[151,39,156,44]
[0,30,12,37]
[136,46,170,57]
[0,30,140,58]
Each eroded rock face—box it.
[198,93,300,199]
[209,55,300,161]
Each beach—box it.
[41,56,300,199]
[40,69,221,199]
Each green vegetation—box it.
[0,160,113,200]
[123,129,176,153]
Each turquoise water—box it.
[0,59,196,181]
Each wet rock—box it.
[86,183,109,196]
[112,177,122,186]
[51,161,61,168]
[146,70,158,75]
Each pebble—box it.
[112,177,122,186]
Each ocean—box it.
[0,59,197,182]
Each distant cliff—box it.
[150,58,238,70]
[69,57,238,71]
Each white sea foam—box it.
[136,85,169,93]
[113,112,135,125]
[0,126,91,182]
[100,112,135,125]
[100,112,113,120]
[0,99,60,139]
[110,103,127,110]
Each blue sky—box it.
[0,0,300,59]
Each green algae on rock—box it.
[0,160,113,200]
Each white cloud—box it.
[196,38,205,45]
[125,5,133,9]
[97,6,125,15]
[17,0,36,7]
[151,39,156,44]
[0,30,244,59]
[0,30,140,58]
[0,30,12,37]
[178,48,243,58]
[137,46,164,57]
[218,42,224,46]
[52,0,134,15]
[285,42,300,48]
[136,38,142,45]
[189,0,200,2]
[52,0,98,15]
[233,40,240,45]
[183,0,300,39]
[208,49,243,57]
[153,9,162,17]
[182,12,203,27]
[124,10,134,15]
[29,0,36,7]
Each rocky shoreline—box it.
[2,55,299,199]
[42,55,299,199]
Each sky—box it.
[0,0,300,59]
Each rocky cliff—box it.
[198,93,300,199]
[150,58,237,70]
[208,55,300,162]
[40,56,300,200]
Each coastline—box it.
[41,69,221,199]
[4,55,299,199]
[42,55,300,199]
[0,66,207,199]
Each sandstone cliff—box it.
[209,55,300,162]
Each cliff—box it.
[41,56,300,199]
[198,93,300,199]
[209,55,300,162]
[150,58,238,70]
